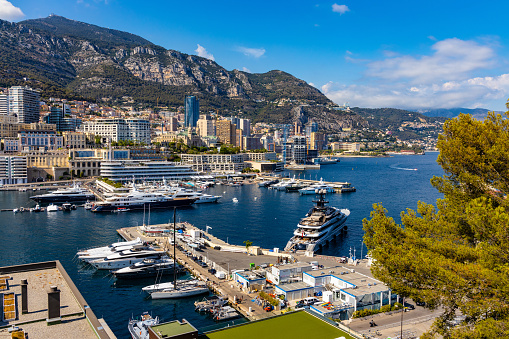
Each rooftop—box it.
[150,319,197,338]
[274,282,313,292]
[201,310,355,339]
[0,261,113,339]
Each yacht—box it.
[149,280,209,299]
[112,258,183,279]
[272,176,297,191]
[30,184,94,203]
[128,312,159,339]
[90,249,164,270]
[91,190,196,212]
[46,204,59,212]
[141,278,201,293]
[78,243,149,263]
[284,190,350,253]
[170,188,221,204]
[30,204,42,212]
[77,238,143,257]
[298,178,335,195]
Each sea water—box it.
[0,152,443,337]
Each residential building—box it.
[0,115,20,138]
[243,136,262,150]
[18,130,63,151]
[0,92,8,115]
[0,156,27,185]
[304,121,318,137]
[239,118,251,136]
[197,114,215,137]
[78,119,151,144]
[216,120,236,146]
[291,135,307,164]
[44,106,82,132]
[330,142,361,152]
[309,132,326,150]
[184,96,199,128]
[62,131,87,149]
[260,135,274,151]
[9,86,40,123]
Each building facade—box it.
[18,130,63,151]
[216,120,237,146]
[197,115,215,137]
[100,161,197,181]
[0,93,8,115]
[0,156,27,185]
[9,86,40,123]
[79,119,151,144]
[184,96,199,128]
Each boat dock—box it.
[116,222,370,322]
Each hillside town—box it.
[0,85,439,184]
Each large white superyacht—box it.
[284,190,350,253]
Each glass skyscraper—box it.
[185,96,199,128]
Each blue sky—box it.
[2,0,509,111]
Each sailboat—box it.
[145,208,209,299]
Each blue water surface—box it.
[0,152,443,337]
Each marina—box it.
[0,153,443,337]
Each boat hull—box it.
[30,194,95,203]
[150,287,209,299]
[91,198,195,212]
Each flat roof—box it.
[0,261,112,339]
[274,262,312,270]
[274,282,313,292]
[201,310,355,339]
[304,266,351,277]
[150,320,197,338]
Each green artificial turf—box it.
[202,311,355,339]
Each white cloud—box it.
[332,4,350,14]
[237,47,266,58]
[322,73,509,109]
[367,38,495,84]
[242,67,251,73]
[195,44,215,61]
[0,0,24,21]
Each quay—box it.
[116,222,372,322]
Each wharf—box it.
[117,224,277,321]
[116,222,373,322]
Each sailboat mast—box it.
[173,207,177,290]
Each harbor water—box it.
[0,153,443,337]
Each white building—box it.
[0,93,8,115]
[0,156,27,185]
[197,115,215,137]
[100,161,197,181]
[180,152,277,173]
[8,86,40,123]
[79,119,151,144]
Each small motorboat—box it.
[232,198,238,203]
[46,204,59,212]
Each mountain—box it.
[416,107,503,120]
[0,15,365,130]
[352,107,446,140]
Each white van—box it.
[303,297,320,305]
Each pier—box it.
[116,222,372,322]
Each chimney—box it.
[47,285,61,325]
[21,279,28,314]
